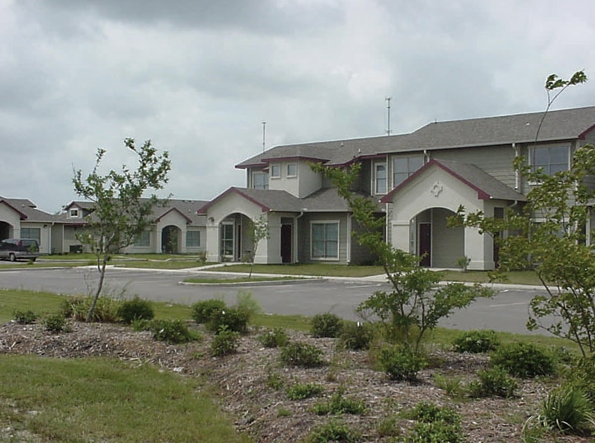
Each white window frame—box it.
[221,222,235,258]
[270,164,281,179]
[530,145,569,177]
[135,230,150,247]
[186,230,200,247]
[21,227,41,242]
[287,163,297,178]
[69,208,79,218]
[252,171,269,190]
[392,155,424,188]
[374,162,387,195]
[310,221,340,260]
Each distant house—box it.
[58,199,208,254]
[199,106,595,270]
[0,197,58,254]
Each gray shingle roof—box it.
[236,106,595,168]
[381,159,527,203]
[0,197,58,222]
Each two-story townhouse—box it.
[58,199,208,254]
[199,106,595,270]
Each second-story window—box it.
[287,163,297,177]
[393,155,424,187]
[253,172,269,190]
[530,145,568,176]
[69,208,79,218]
[270,164,281,179]
[375,163,387,194]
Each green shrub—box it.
[338,322,375,350]
[312,388,367,415]
[310,312,343,338]
[265,371,285,391]
[566,354,595,406]
[13,310,37,324]
[452,329,500,353]
[433,374,465,399]
[207,307,249,334]
[537,385,595,434]
[43,313,71,333]
[468,367,517,398]
[306,420,360,443]
[406,401,463,443]
[191,299,226,324]
[60,295,120,323]
[117,296,154,324]
[148,319,196,344]
[491,342,556,378]
[211,326,240,357]
[280,342,325,368]
[286,383,324,400]
[379,345,427,382]
[257,328,289,348]
[235,290,261,318]
[376,415,400,438]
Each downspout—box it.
[512,143,520,192]
[295,210,305,263]
[346,213,352,265]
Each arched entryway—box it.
[412,208,464,268]
[0,221,11,241]
[161,225,181,253]
[219,213,254,262]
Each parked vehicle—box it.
[0,238,39,262]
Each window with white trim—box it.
[135,230,150,247]
[530,145,568,176]
[252,171,269,190]
[393,155,424,187]
[69,208,79,218]
[374,163,387,194]
[21,227,40,242]
[287,163,297,177]
[221,223,234,256]
[311,222,339,259]
[186,230,200,247]
[270,164,281,178]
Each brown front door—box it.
[281,223,292,263]
[419,223,431,267]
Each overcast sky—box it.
[2,0,595,213]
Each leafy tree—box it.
[246,213,269,278]
[452,71,595,356]
[311,163,492,352]
[73,138,171,321]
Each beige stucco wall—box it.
[267,160,322,198]
[387,166,495,270]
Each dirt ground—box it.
[0,321,591,443]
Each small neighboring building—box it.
[0,197,58,254]
[57,199,208,254]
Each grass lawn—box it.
[209,263,386,277]
[0,356,249,443]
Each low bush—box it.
[257,328,289,348]
[13,310,37,324]
[537,385,595,434]
[338,322,375,350]
[433,374,466,399]
[191,299,226,324]
[379,345,426,382]
[207,307,249,334]
[491,342,556,378]
[286,383,325,400]
[312,388,367,415]
[148,319,197,344]
[280,342,325,368]
[117,296,154,324]
[310,312,343,338]
[43,313,71,333]
[60,295,120,323]
[468,367,517,398]
[211,326,240,357]
[406,401,463,443]
[306,420,360,443]
[452,329,500,353]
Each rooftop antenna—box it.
[385,97,392,135]
[262,121,266,152]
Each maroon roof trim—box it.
[154,207,193,224]
[380,159,491,203]
[235,156,330,169]
[578,123,595,140]
[197,187,270,214]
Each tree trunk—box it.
[86,255,108,322]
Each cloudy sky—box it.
[2,0,595,213]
